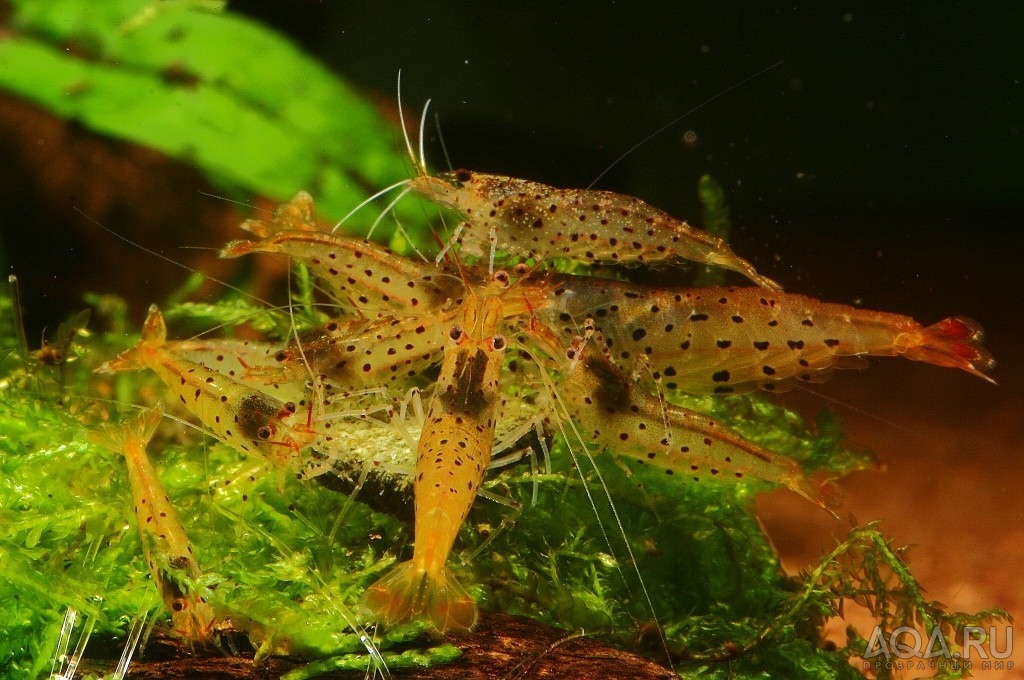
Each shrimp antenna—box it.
[330,178,411,234]
[196,189,264,213]
[73,207,276,308]
[396,70,422,175]
[434,110,456,174]
[587,60,784,189]
[417,98,431,173]
[8,275,30,372]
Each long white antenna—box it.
[418,99,432,173]
[396,70,419,174]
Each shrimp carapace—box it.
[410,170,782,290]
[544,278,996,394]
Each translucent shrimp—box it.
[242,313,453,393]
[220,194,467,319]
[410,170,782,290]
[87,405,217,643]
[542,277,996,394]
[553,347,835,511]
[96,305,317,468]
[364,277,510,633]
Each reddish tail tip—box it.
[903,316,996,383]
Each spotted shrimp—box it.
[540,274,995,395]
[410,169,782,291]
[214,190,995,635]
[96,305,319,469]
[87,405,217,644]
[221,192,465,320]
[362,273,510,633]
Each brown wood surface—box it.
[78,612,677,679]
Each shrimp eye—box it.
[455,169,472,184]
[283,401,297,413]
[513,263,530,276]
[493,270,510,285]
[274,350,288,362]
[325,320,339,332]
[491,335,507,351]
[257,425,273,440]
[172,599,186,612]
[449,326,464,341]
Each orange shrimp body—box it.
[411,170,781,290]
[97,306,316,467]
[364,282,509,633]
[245,313,453,393]
[88,406,216,643]
[544,277,995,394]
[221,230,465,318]
[557,350,832,509]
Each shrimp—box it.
[543,277,995,394]
[96,305,317,467]
[410,170,782,290]
[554,347,835,510]
[364,276,510,633]
[242,313,453,394]
[87,405,217,643]
[220,212,467,319]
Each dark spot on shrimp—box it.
[584,355,632,413]
[237,392,282,441]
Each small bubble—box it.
[682,130,698,147]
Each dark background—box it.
[228,1,1022,323]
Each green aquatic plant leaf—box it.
[1,0,432,245]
